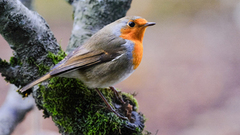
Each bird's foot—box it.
[95,88,128,120]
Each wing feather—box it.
[50,49,122,76]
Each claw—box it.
[95,88,128,120]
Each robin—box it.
[19,16,155,119]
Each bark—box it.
[66,0,132,53]
[0,0,61,87]
[0,0,37,134]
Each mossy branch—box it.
[0,0,61,87]
[0,1,36,135]
[0,0,149,134]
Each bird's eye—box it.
[128,21,135,27]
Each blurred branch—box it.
[0,85,34,135]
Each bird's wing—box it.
[49,48,123,76]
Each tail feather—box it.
[19,73,51,92]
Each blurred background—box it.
[1,0,240,134]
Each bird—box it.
[19,16,155,119]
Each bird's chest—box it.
[131,41,143,69]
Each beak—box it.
[144,22,156,27]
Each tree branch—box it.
[0,0,149,134]
[0,1,38,134]
[0,85,34,135]
[0,0,61,87]
[66,0,132,53]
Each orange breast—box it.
[132,41,143,69]
[119,34,144,69]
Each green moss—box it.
[0,59,7,65]
[9,56,22,66]
[47,49,66,65]
[36,64,50,76]
[29,49,66,76]
[0,57,22,88]
[0,56,22,71]
[40,77,124,134]
[26,56,36,65]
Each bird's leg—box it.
[109,86,125,104]
[109,87,135,122]
[95,88,128,120]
